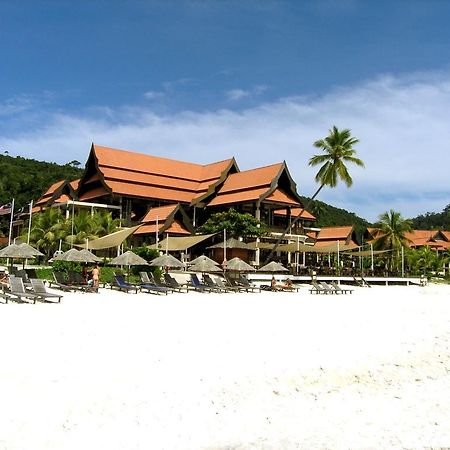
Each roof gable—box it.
[78,144,236,204]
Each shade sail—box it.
[207,238,254,250]
[247,241,278,250]
[343,249,392,257]
[148,233,216,251]
[75,225,141,250]
[277,242,316,253]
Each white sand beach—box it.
[1,284,450,450]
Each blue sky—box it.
[1,0,450,221]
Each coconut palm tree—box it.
[263,126,364,264]
[373,209,412,274]
[26,207,66,257]
[65,210,120,247]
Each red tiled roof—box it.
[165,220,191,235]
[35,178,78,208]
[208,187,269,206]
[314,239,359,249]
[92,144,235,204]
[134,219,190,236]
[264,188,301,206]
[207,163,300,207]
[78,186,110,201]
[217,163,282,194]
[317,226,354,240]
[273,207,316,221]
[141,204,178,223]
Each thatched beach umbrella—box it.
[189,255,219,266]
[149,254,184,268]
[0,243,44,259]
[188,259,222,273]
[78,249,102,263]
[258,261,288,272]
[109,250,149,267]
[226,257,256,272]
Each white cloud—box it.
[226,89,250,101]
[1,72,450,221]
[143,91,165,100]
[226,85,267,101]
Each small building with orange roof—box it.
[133,203,193,245]
[313,225,359,249]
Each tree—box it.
[199,208,269,238]
[65,210,120,246]
[26,208,66,257]
[263,126,364,264]
[373,209,412,274]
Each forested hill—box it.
[0,154,83,209]
[0,154,371,230]
[410,205,450,231]
[300,196,370,239]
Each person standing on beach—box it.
[92,264,100,292]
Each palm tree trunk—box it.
[262,184,325,266]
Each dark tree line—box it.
[411,205,450,230]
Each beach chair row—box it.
[310,281,353,295]
[109,272,264,294]
[1,276,62,304]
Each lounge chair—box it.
[112,274,139,294]
[25,268,38,279]
[224,274,254,292]
[0,285,9,304]
[68,271,90,288]
[330,281,353,294]
[202,274,227,292]
[146,272,174,293]
[138,272,170,295]
[11,268,31,287]
[234,275,261,293]
[212,276,241,292]
[7,277,40,303]
[163,273,189,293]
[51,271,81,291]
[320,281,341,294]
[309,281,330,295]
[30,279,63,303]
[189,274,213,292]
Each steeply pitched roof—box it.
[82,144,236,204]
[35,178,79,209]
[273,207,316,221]
[316,226,354,241]
[134,203,193,236]
[404,230,450,249]
[208,162,302,207]
[141,204,178,223]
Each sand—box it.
[0,283,449,450]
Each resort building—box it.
[33,143,317,257]
[312,225,359,249]
[404,230,450,251]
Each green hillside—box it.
[300,196,370,241]
[0,154,83,210]
[0,154,371,237]
[410,205,450,230]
